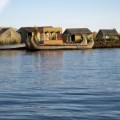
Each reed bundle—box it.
[0,28,21,45]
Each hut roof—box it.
[18,26,53,33]
[0,28,10,34]
[0,28,21,45]
[63,28,92,35]
[0,27,17,35]
[99,29,118,36]
[18,27,37,33]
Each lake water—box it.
[0,49,120,120]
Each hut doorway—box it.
[71,35,75,42]
[28,32,32,37]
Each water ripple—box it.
[0,50,120,119]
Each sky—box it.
[0,0,120,32]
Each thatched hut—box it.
[96,29,119,41]
[63,28,92,43]
[0,28,21,45]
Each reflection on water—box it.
[0,50,24,57]
[0,49,120,120]
[81,49,94,55]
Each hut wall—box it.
[75,35,81,41]
[114,36,119,40]
[96,31,103,40]
[62,36,67,42]
[19,30,28,43]
[103,35,119,40]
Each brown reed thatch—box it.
[63,28,92,35]
[0,28,21,45]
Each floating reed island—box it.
[94,40,120,48]
[0,26,120,50]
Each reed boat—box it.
[0,43,26,50]
[25,36,94,50]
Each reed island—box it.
[0,26,120,50]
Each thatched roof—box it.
[0,28,9,34]
[98,29,118,36]
[63,28,92,35]
[18,26,53,33]
[0,28,21,45]
[18,27,37,33]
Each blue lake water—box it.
[0,49,120,120]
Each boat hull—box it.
[26,38,94,50]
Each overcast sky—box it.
[0,0,120,32]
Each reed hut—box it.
[96,29,119,41]
[63,28,92,43]
[0,28,21,45]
